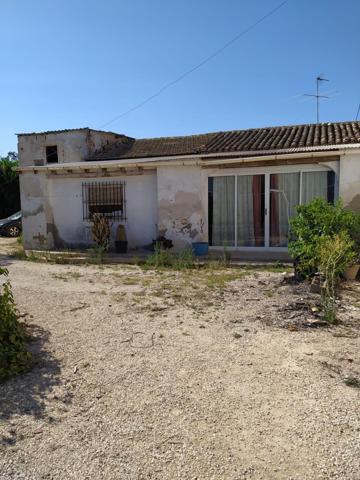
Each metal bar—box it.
[234,175,238,248]
[264,174,270,248]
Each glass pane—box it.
[209,176,235,246]
[237,175,265,246]
[270,173,300,247]
[302,171,334,204]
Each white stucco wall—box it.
[157,165,207,251]
[19,173,50,249]
[48,173,158,249]
[339,151,360,212]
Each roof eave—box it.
[17,147,357,174]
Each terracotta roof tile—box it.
[88,121,360,160]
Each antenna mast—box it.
[304,76,329,123]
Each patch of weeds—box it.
[132,290,145,296]
[132,255,142,266]
[205,270,248,289]
[343,376,360,388]
[122,277,139,285]
[262,262,292,273]
[88,245,107,265]
[173,248,195,270]
[264,290,275,298]
[112,292,126,302]
[70,271,82,280]
[144,246,173,269]
[52,274,68,282]
[141,278,153,287]
[11,247,27,260]
[51,271,82,282]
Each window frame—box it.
[82,181,126,222]
[46,145,59,164]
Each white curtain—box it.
[237,175,255,246]
[302,171,328,204]
[212,176,235,246]
[270,173,300,247]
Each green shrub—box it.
[289,199,360,277]
[0,267,31,382]
[317,233,355,323]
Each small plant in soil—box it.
[343,376,360,388]
[317,232,355,323]
[90,213,111,263]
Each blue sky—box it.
[1,0,359,155]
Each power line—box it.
[99,0,291,129]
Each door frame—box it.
[206,162,339,251]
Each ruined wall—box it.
[18,129,121,167]
[157,165,207,251]
[339,151,360,212]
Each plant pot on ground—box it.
[344,264,360,281]
[152,235,173,251]
[115,224,128,254]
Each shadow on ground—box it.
[0,323,64,423]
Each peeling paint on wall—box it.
[157,166,206,250]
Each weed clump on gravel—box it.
[344,376,360,388]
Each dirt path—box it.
[0,254,360,480]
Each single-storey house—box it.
[17,121,360,259]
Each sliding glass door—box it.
[269,173,300,247]
[209,170,335,248]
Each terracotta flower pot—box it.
[344,264,360,281]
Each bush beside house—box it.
[0,267,31,382]
[289,198,360,322]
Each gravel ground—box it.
[0,240,360,480]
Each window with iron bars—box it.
[82,181,126,221]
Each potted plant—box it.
[344,251,360,281]
[152,235,173,251]
[115,225,128,254]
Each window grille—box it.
[82,181,126,221]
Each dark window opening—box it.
[208,177,213,246]
[82,181,126,221]
[327,171,335,203]
[46,145,58,164]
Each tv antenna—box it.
[304,76,329,123]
